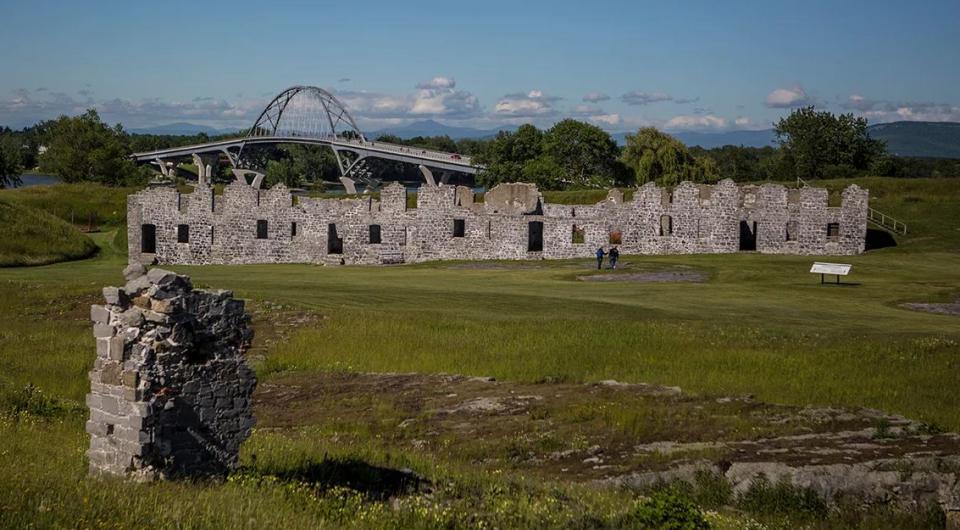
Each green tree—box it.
[621,127,718,185]
[475,124,544,188]
[774,106,885,178]
[541,119,628,188]
[0,131,24,188]
[38,109,137,185]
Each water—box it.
[13,174,60,187]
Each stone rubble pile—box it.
[86,263,256,479]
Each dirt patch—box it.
[577,271,707,283]
[902,300,960,316]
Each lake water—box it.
[15,174,60,187]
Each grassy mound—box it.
[0,182,134,228]
[0,199,98,266]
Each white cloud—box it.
[664,114,727,130]
[570,104,605,116]
[621,91,673,106]
[734,116,752,127]
[336,77,480,120]
[839,94,960,122]
[415,76,457,90]
[582,91,610,103]
[765,85,811,108]
[588,113,622,126]
[494,90,560,117]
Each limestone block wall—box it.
[87,264,256,479]
[129,179,869,266]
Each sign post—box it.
[810,262,852,285]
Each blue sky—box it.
[1,0,958,132]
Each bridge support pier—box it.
[418,165,437,187]
[340,176,358,195]
[191,154,219,186]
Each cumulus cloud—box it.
[765,85,812,108]
[336,77,481,120]
[840,94,960,123]
[735,116,752,127]
[621,91,673,106]
[582,91,610,103]
[664,114,727,130]
[494,90,560,117]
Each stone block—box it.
[121,370,138,388]
[118,308,145,328]
[146,268,176,285]
[102,286,127,306]
[100,362,122,385]
[90,305,111,324]
[93,323,116,338]
[123,262,146,281]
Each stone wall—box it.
[86,264,256,479]
[128,179,868,266]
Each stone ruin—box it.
[86,263,256,479]
[127,179,869,267]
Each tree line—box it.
[2,106,958,190]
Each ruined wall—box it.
[129,179,869,266]
[87,264,256,479]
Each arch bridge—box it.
[131,86,480,193]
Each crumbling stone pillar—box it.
[86,264,256,479]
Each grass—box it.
[0,182,135,228]
[0,177,957,528]
[0,199,98,266]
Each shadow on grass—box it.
[268,457,429,500]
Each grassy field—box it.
[0,177,958,528]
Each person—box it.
[609,246,619,269]
[595,247,606,270]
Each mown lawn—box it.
[0,177,957,528]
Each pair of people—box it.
[595,246,619,270]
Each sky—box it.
[1,0,958,133]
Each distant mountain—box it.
[369,120,517,140]
[867,121,960,158]
[127,122,235,136]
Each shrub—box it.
[618,491,710,529]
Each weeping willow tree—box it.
[621,127,719,186]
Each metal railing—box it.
[868,207,908,235]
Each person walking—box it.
[595,247,606,270]
[609,247,619,269]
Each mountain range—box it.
[128,120,960,159]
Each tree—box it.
[0,132,23,188]
[475,124,544,188]
[38,109,138,185]
[774,106,885,179]
[541,119,628,188]
[621,127,718,185]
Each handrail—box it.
[867,207,907,235]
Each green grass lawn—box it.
[0,177,957,528]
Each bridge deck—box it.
[132,136,479,174]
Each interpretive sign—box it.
[810,262,852,284]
